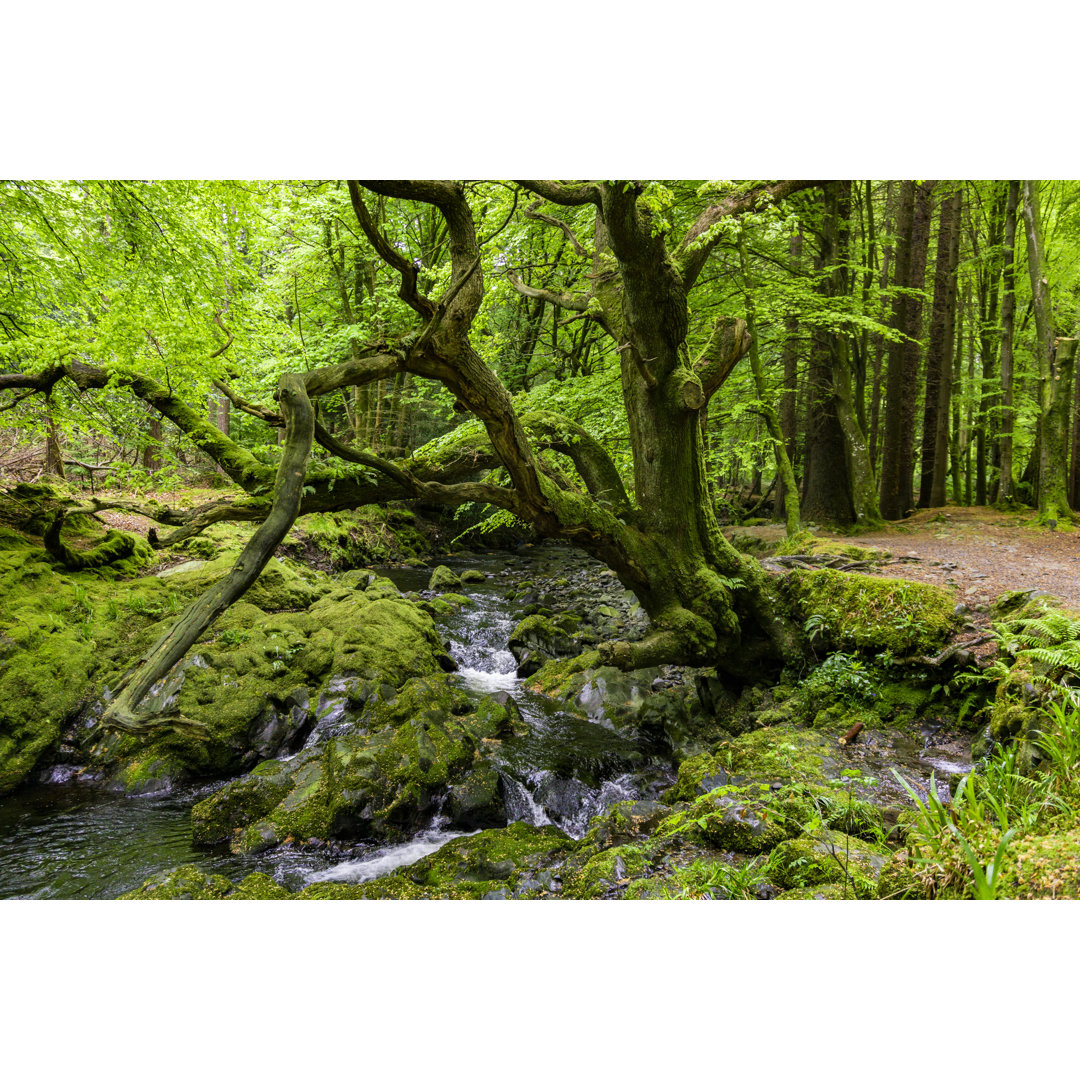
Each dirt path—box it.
[727,506,1080,613]
[839,506,1080,612]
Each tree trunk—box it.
[918,184,961,507]
[880,182,935,518]
[1021,180,1078,525]
[102,373,316,732]
[774,233,802,523]
[997,181,1020,504]
[44,404,65,479]
[899,181,936,512]
[737,232,800,535]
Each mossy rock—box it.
[663,726,834,805]
[407,822,576,892]
[121,865,235,900]
[460,569,487,584]
[508,613,580,676]
[164,555,324,611]
[580,799,673,850]
[190,675,519,850]
[562,842,653,899]
[526,651,603,698]
[769,830,891,898]
[875,850,924,899]
[428,564,461,591]
[788,568,959,658]
[657,786,790,854]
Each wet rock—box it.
[428,565,462,591]
[460,569,487,584]
[768,830,891,898]
[508,614,580,677]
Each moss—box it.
[788,568,959,657]
[775,534,891,563]
[192,675,515,850]
[1001,827,1080,899]
[768,831,891,898]
[121,865,234,900]
[774,883,848,900]
[229,872,291,900]
[525,650,603,697]
[656,785,790,854]
[428,564,461,590]
[562,843,652,899]
[115,752,188,795]
[875,850,923,899]
[408,822,576,892]
[437,592,474,609]
[663,726,834,806]
[164,555,324,611]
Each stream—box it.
[0,548,667,899]
[0,546,975,899]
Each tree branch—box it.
[516,182,602,208]
[100,372,315,735]
[522,200,590,256]
[676,180,822,291]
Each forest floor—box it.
[729,505,1080,611]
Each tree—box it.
[2,180,822,733]
[1021,180,1078,526]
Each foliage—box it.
[802,651,879,706]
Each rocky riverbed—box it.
[0,533,996,900]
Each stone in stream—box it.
[428,564,462,591]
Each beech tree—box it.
[2,180,820,732]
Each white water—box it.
[305,826,478,885]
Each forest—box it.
[2,178,1080,901]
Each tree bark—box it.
[879,182,917,520]
[998,181,1020,504]
[1021,180,1077,524]
[918,184,961,507]
[102,373,316,732]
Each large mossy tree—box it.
[2,180,821,730]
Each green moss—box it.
[408,822,576,891]
[1001,827,1080,899]
[229,872,291,900]
[656,785,790,854]
[191,675,516,850]
[768,831,891,898]
[121,865,234,900]
[525,651,603,697]
[789,568,959,657]
[115,752,187,795]
[775,534,891,563]
[563,843,651,899]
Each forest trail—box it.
[727,506,1080,612]
[843,507,1080,612]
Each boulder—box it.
[428,565,462,591]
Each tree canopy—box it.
[4,178,1080,735]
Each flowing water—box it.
[0,549,664,898]
[0,547,974,898]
